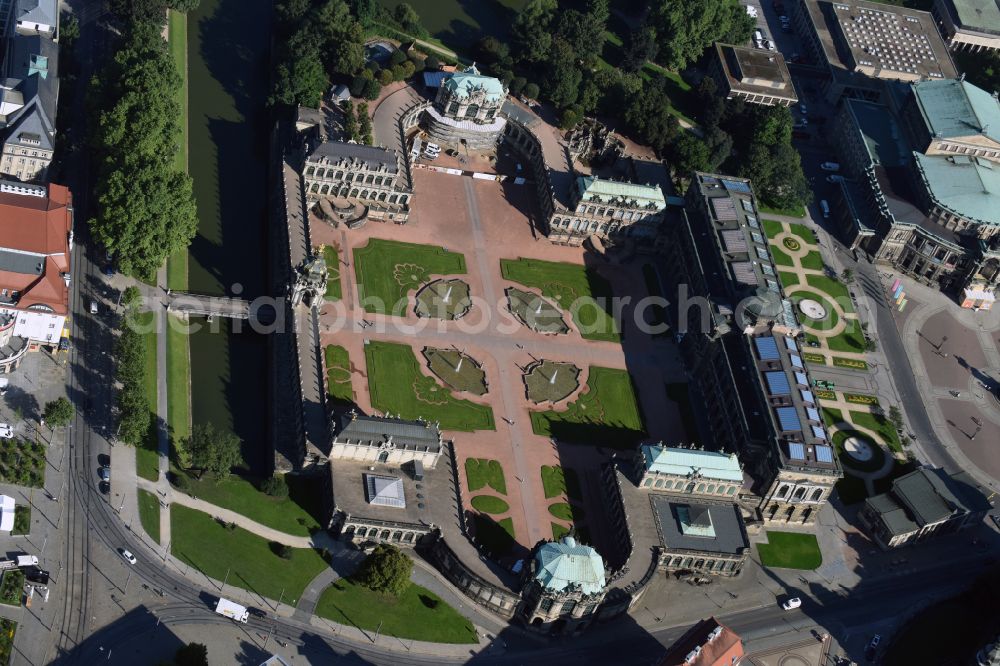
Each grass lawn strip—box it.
[365,341,495,431]
[324,345,353,403]
[0,569,22,605]
[551,522,570,540]
[315,578,476,644]
[166,314,191,454]
[138,488,161,543]
[845,393,879,406]
[756,531,823,570]
[166,8,188,292]
[541,465,582,500]
[849,410,903,453]
[181,474,323,537]
[779,271,800,288]
[802,352,827,365]
[471,495,509,514]
[762,218,784,239]
[171,504,327,603]
[821,406,844,428]
[530,366,644,445]
[136,310,160,482]
[322,244,342,300]
[464,458,506,494]
[769,246,794,267]
[761,204,807,218]
[354,239,466,315]
[825,321,867,353]
[501,258,619,342]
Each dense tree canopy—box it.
[90,19,197,280]
[42,398,74,429]
[115,307,151,447]
[354,544,412,596]
[186,422,242,478]
[647,0,755,70]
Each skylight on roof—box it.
[777,406,802,433]
[766,371,791,395]
[755,336,780,360]
[788,442,806,460]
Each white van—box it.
[820,200,830,218]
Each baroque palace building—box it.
[660,173,842,525]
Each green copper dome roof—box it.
[533,536,606,595]
[442,65,506,102]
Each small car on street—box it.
[120,549,137,565]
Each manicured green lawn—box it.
[471,495,509,514]
[787,222,816,243]
[791,291,840,332]
[138,488,160,544]
[760,203,807,218]
[821,406,844,428]
[324,345,353,404]
[179,473,324,536]
[833,429,885,473]
[171,505,328,603]
[826,321,867,353]
[166,314,191,452]
[530,367,644,445]
[548,502,584,522]
[800,251,825,271]
[757,531,823,570]
[315,577,477,644]
[501,258,619,342]
[471,514,515,556]
[762,219,784,239]
[365,341,495,431]
[541,465,582,500]
[322,245,342,300]
[803,352,826,365]
[552,522,570,540]
[136,311,160,482]
[354,239,466,315]
[850,410,903,453]
[779,271,800,288]
[465,458,506,494]
[806,274,855,313]
[770,246,794,267]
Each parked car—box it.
[119,549,137,565]
[991,514,1000,530]
[865,634,881,661]
[89,300,98,315]
[781,597,802,610]
[826,175,844,183]
[0,424,12,439]
[99,466,110,482]
[798,103,808,115]
[820,162,841,171]
[820,200,830,218]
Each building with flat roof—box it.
[635,444,745,498]
[0,179,71,372]
[660,173,842,525]
[932,0,1000,52]
[829,88,1000,299]
[547,175,668,245]
[793,0,957,103]
[710,43,798,107]
[652,495,751,576]
[859,467,990,549]
[656,618,744,666]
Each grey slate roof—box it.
[332,412,442,452]
[865,493,918,536]
[0,248,43,275]
[1,33,58,152]
[307,140,399,174]
[868,468,991,535]
[651,494,749,555]
[13,0,57,30]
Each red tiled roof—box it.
[658,617,744,666]
[0,184,72,315]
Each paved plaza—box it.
[311,168,688,554]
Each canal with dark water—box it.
[186,0,274,472]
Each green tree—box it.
[42,398,74,429]
[260,475,289,497]
[955,50,1000,94]
[167,0,200,11]
[888,406,905,432]
[186,423,241,478]
[122,285,142,310]
[648,0,754,70]
[363,77,381,100]
[393,2,420,32]
[271,45,327,108]
[555,0,609,65]
[353,544,412,596]
[342,100,358,141]
[543,39,582,109]
[115,308,151,447]
[511,0,557,64]
[622,25,657,73]
[173,643,209,666]
[60,13,80,47]
[523,82,540,100]
[669,131,712,173]
[358,102,373,145]
[624,80,678,153]
[423,54,440,71]
[349,0,377,25]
